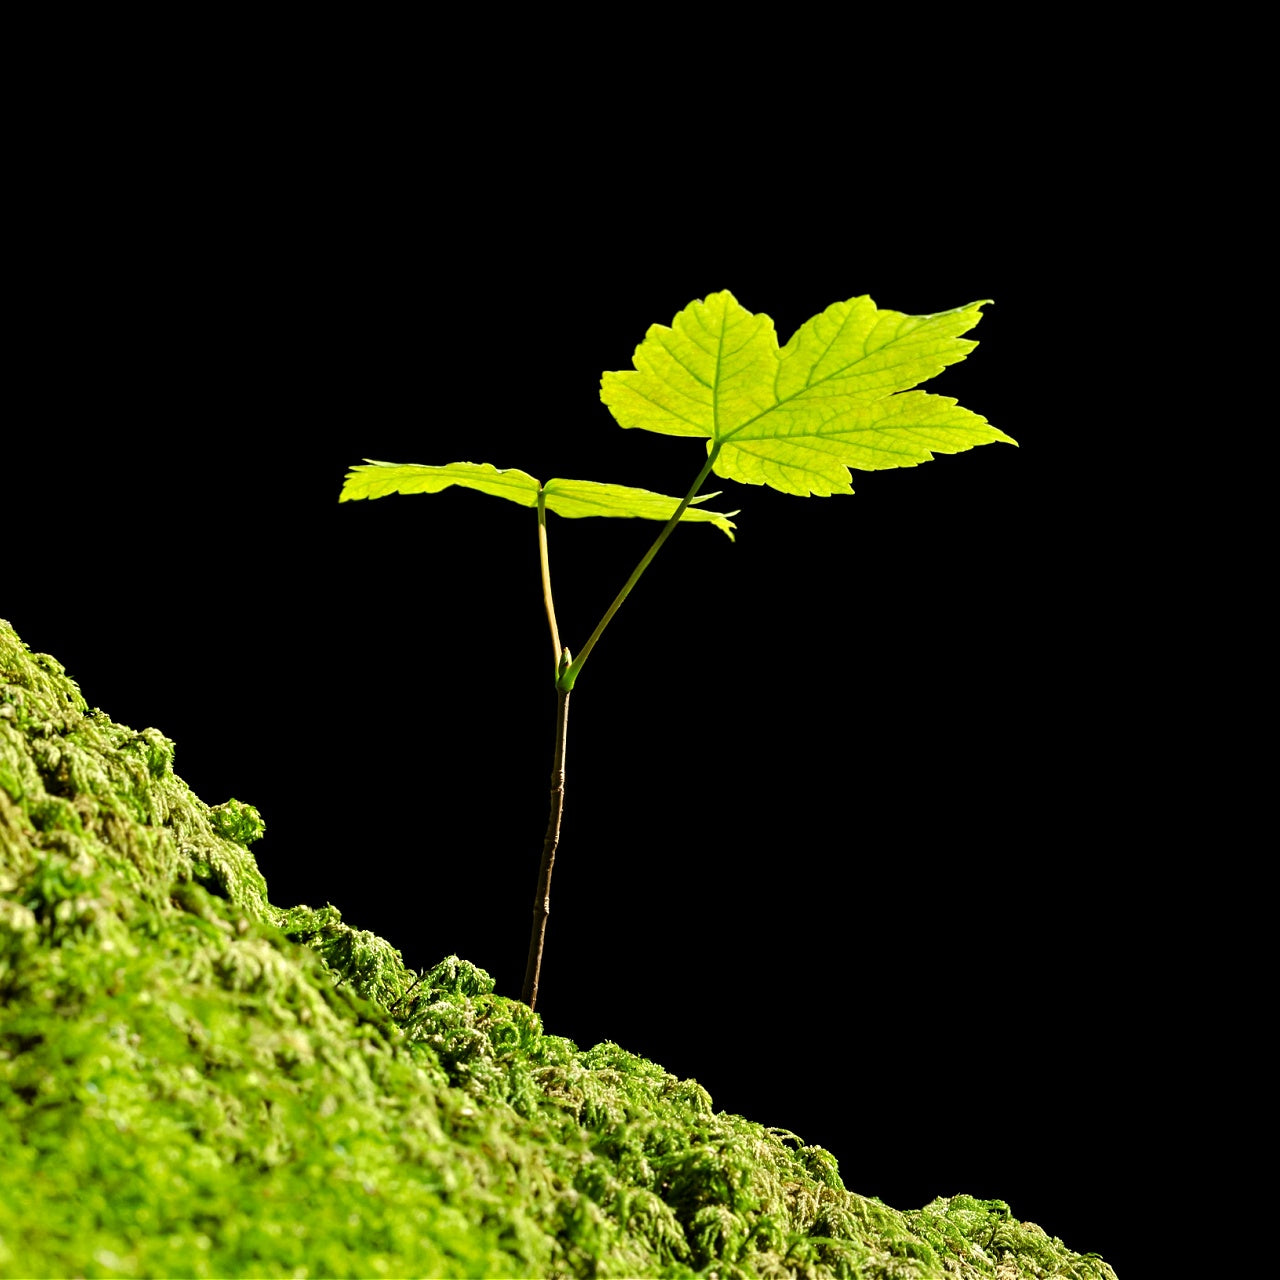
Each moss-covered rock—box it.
[0,618,1117,1278]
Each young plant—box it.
[340,290,1014,1010]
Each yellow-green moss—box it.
[0,619,1117,1278]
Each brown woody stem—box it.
[521,677,570,1010]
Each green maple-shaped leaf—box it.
[600,291,1015,497]
[339,461,738,538]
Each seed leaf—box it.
[340,461,738,538]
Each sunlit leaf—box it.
[601,291,1014,497]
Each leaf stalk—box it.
[558,444,722,691]
[537,489,562,672]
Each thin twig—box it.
[522,677,570,1010]
[388,968,426,1014]
[522,451,720,1008]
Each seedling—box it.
[340,290,1014,1010]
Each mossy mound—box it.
[0,619,1117,1279]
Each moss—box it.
[0,618,1118,1279]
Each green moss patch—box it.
[0,619,1117,1278]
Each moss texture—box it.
[0,618,1117,1278]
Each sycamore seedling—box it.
[340,290,1015,1010]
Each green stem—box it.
[558,444,722,691]
[537,489,562,672]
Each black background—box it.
[5,51,1159,1274]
